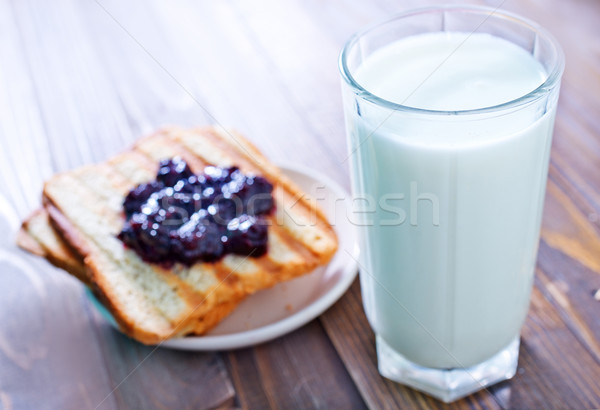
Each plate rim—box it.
[87,162,359,350]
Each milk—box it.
[346,32,557,368]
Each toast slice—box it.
[21,126,338,344]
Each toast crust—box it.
[16,227,46,257]
[18,208,89,285]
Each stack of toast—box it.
[17,126,338,344]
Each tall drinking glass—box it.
[339,6,564,402]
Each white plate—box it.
[87,163,359,350]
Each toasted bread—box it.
[20,126,338,344]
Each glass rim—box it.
[339,5,565,116]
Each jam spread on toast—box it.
[118,157,274,266]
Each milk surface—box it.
[357,32,546,111]
[347,32,555,368]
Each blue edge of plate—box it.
[85,288,119,328]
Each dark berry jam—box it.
[118,157,274,266]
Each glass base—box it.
[376,335,519,403]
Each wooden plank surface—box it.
[0,0,598,408]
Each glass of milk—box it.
[339,6,564,402]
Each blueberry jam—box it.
[118,157,274,266]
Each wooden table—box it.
[0,0,598,408]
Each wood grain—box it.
[88,319,234,410]
[0,0,599,408]
[0,249,118,410]
[224,321,366,409]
